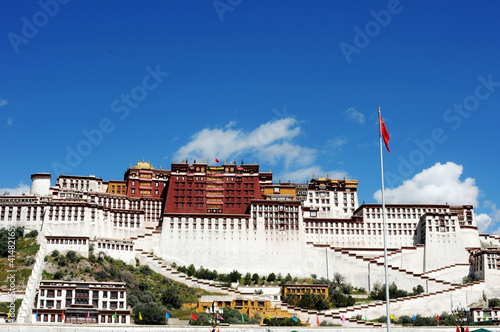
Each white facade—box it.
[32,280,130,325]
[303,186,358,219]
[46,236,90,258]
[30,173,51,196]
[91,238,136,265]
[5,170,500,322]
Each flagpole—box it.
[379,107,391,332]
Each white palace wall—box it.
[159,216,310,277]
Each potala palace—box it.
[2,159,500,326]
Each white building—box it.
[32,280,130,325]
[3,167,500,322]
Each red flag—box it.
[191,313,198,321]
[380,114,391,153]
[465,327,469,332]
[436,314,440,322]
[317,316,320,326]
[456,327,460,332]
[62,311,65,322]
[215,158,219,163]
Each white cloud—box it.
[6,117,13,126]
[0,98,7,107]
[175,117,349,183]
[175,118,309,169]
[0,182,30,196]
[476,213,493,233]
[324,137,347,153]
[373,162,479,206]
[343,107,365,125]
[483,201,500,234]
[484,201,500,222]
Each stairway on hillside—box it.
[17,239,46,323]
[311,243,460,292]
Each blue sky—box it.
[1,1,500,233]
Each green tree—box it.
[134,306,166,325]
[333,272,345,285]
[0,228,24,257]
[398,315,414,325]
[315,297,330,311]
[265,316,302,326]
[139,265,152,275]
[15,227,24,238]
[161,287,182,309]
[187,264,196,276]
[267,273,276,283]
[66,250,78,263]
[127,294,140,308]
[489,298,500,307]
[412,285,425,295]
[244,272,252,285]
[228,270,241,282]
[251,273,259,284]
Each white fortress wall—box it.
[398,245,425,274]
[389,281,485,318]
[461,226,481,249]
[424,264,471,285]
[91,238,136,265]
[424,230,470,272]
[44,219,92,238]
[46,237,89,257]
[159,215,312,277]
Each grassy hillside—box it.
[43,249,210,323]
[0,228,40,291]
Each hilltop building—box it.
[2,159,500,324]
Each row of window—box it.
[36,314,127,323]
[170,223,257,230]
[256,212,299,217]
[113,221,140,228]
[427,226,456,232]
[265,225,298,231]
[305,228,418,235]
[367,207,448,214]
[309,191,355,197]
[47,238,87,245]
[255,205,299,211]
[40,289,123,297]
[96,242,133,251]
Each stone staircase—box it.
[136,250,256,296]
[322,280,485,322]
[278,302,384,327]
[310,243,460,292]
[16,238,46,323]
[129,226,161,253]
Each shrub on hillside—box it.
[133,305,166,325]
